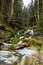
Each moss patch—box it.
[22,38,43,47]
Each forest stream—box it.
[0,29,36,65]
[0,48,36,65]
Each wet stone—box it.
[0,60,11,65]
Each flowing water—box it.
[0,48,36,65]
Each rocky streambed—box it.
[0,48,36,65]
[0,60,11,65]
[0,29,43,65]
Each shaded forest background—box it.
[0,0,43,41]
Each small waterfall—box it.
[15,56,30,65]
[20,56,26,65]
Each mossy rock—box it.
[22,38,43,47]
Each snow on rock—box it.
[16,48,36,56]
[0,51,18,64]
[0,48,36,64]
[3,42,12,47]
[4,56,18,64]
[18,41,22,44]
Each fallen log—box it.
[14,43,29,49]
[2,43,29,50]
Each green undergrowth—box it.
[0,24,15,43]
[12,35,20,44]
[12,55,43,65]
[0,39,3,45]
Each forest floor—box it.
[36,35,43,42]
